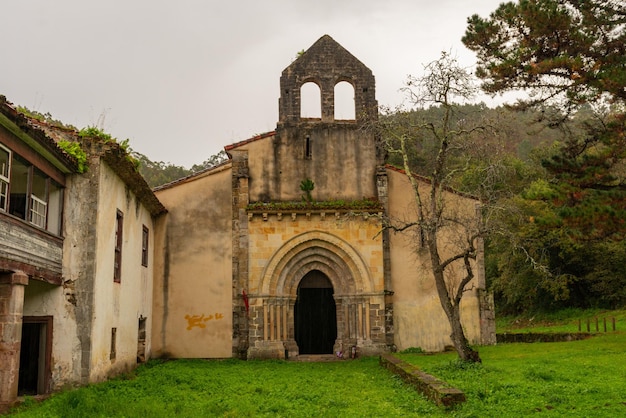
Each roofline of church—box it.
[385,164,480,202]
[153,159,232,192]
[224,131,276,153]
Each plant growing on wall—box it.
[247,198,383,212]
[16,105,76,129]
[300,178,315,202]
[58,140,88,173]
[79,126,140,170]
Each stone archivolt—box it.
[259,230,374,297]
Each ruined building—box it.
[0,35,494,410]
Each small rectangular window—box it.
[141,225,149,267]
[305,136,312,159]
[9,155,28,220]
[114,210,123,283]
[30,168,48,229]
[110,327,117,360]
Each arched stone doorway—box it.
[294,271,337,354]
[246,230,389,359]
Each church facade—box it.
[1,34,495,412]
[152,35,495,360]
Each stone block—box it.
[379,354,466,407]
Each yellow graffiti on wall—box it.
[185,313,224,330]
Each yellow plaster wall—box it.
[153,166,233,358]
[387,168,483,352]
[89,161,156,381]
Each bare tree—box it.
[379,53,491,362]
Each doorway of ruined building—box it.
[137,316,147,363]
[294,270,337,354]
[18,316,52,396]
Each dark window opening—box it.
[305,136,312,159]
[8,154,28,220]
[110,327,117,360]
[141,225,149,267]
[114,210,123,283]
[137,317,147,363]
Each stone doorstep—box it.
[379,354,466,408]
[293,354,343,362]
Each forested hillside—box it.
[383,104,626,314]
[135,150,227,188]
[137,102,625,315]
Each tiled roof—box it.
[0,95,79,173]
[0,95,166,217]
[224,131,276,152]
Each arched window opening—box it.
[334,81,355,120]
[300,82,321,119]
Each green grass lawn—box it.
[9,310,626,417]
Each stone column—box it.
[0,271,28,412]
[230,150,250,358]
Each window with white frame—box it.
[0,144,9,211]
[30,168,48,229]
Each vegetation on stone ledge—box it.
[79,126,140,170]
[247,198,383,212]
[16,105,76,130]
[57,140,88,173]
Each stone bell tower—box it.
[231,35,393,359]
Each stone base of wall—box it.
[347,340,389,358]
[379,354,466,407]
[496,332,593,343]
[247,341,288,360]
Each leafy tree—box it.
[189,150,228,173]
[463,0,626,108]
[463,0,626,240]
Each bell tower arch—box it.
[278,34,378,125]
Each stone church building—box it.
[152,35,495,360]
[1,34,494,411]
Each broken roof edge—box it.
[0,96,166,217]
[98,141,168,217]
[0,96,79,173]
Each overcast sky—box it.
[1,0,506,168]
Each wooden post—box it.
[595,317,599,332]
[586,318,590,332]
[603,317,607,333]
